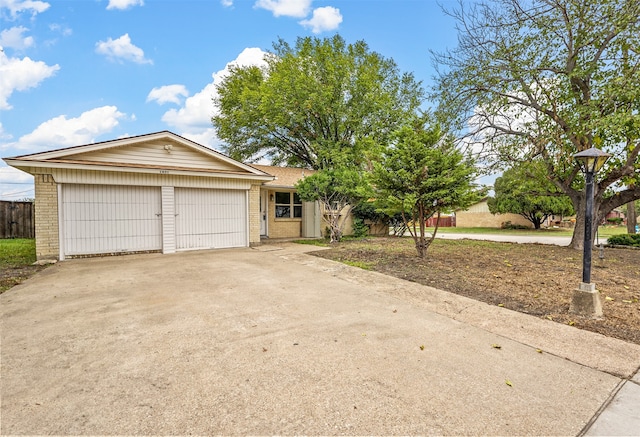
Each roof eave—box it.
[3,158,275,182]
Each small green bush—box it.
[607,234,640,247]
[351,218,369,238]
[501,221,529,230]
[606,217,624,225]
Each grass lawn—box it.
[0,239,46,293]
[429,225,628,238]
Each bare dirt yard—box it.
[312,237,640,345]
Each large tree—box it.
[372,121,483,258]
[488,162,575,229]
[213,34,424,170]
[433,0,640,249]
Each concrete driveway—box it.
[2,244,639,435]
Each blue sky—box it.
[0,0,461,200]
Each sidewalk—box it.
[435,232,574,246]
[583,369,640,436]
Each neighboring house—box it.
[455,199,532,228]
[604,209,626,224]
[2,131,328,261]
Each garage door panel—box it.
[175,188,246,250]
[62,185,162,256]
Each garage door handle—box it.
[156,213,162,217]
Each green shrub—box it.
[351,218,369,238]
[606,217,623,225]
[501,221,529,230]
[607,234,640,247]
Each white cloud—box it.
[95,33,152,65]
[161,82,218,133]
[0,122,11,140]
[221,0,233,7]
[0,0,50,19]
[0,165,31,183]
[147,84,189,105]
[0,50,60,110]
[49,23,72,37]
[255,0,311,18]
[161,47,268,147]
[7,105,126,151]
[0,26,34,50]
[106,0,143,10]
[180,128,221,150]
[300,6,342,34]
[0,165,34,200]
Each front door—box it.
[260,191,267,236]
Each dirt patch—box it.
[0,265,48,294]
[313,237,640,345]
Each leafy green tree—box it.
[213,34,424,169]
[295,166,371,243]
[372,121,483,258]
[432,0,640,250]
[488,163,575,229]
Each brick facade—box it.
[265,189,302,239]
[33,173,60,260]
[248,183,261,245]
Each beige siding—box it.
[33,174,59,260]
[46,168,252,190]
[65,140,240,172]
[161,186,176,253]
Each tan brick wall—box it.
[269,218,302,238]
[455,211,532,228]
[248,183,261,244]
[264,189,302,238]
[33,174,59,260]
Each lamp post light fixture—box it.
[570,147,611,318]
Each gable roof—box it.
[3,131,274,182]
[252,165,316,188]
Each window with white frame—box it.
[275,192,302,218]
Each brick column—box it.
[34,174,60,260]
[248,183,261,245]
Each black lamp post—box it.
[571,147,611,317]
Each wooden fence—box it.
[426,215,455,228]
[0,201,35,239]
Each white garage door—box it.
[175,188,247,250]
[62,184,162,256]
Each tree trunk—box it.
[570,192,602,251]
[627,200,637,234]
[533,217,542,229]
